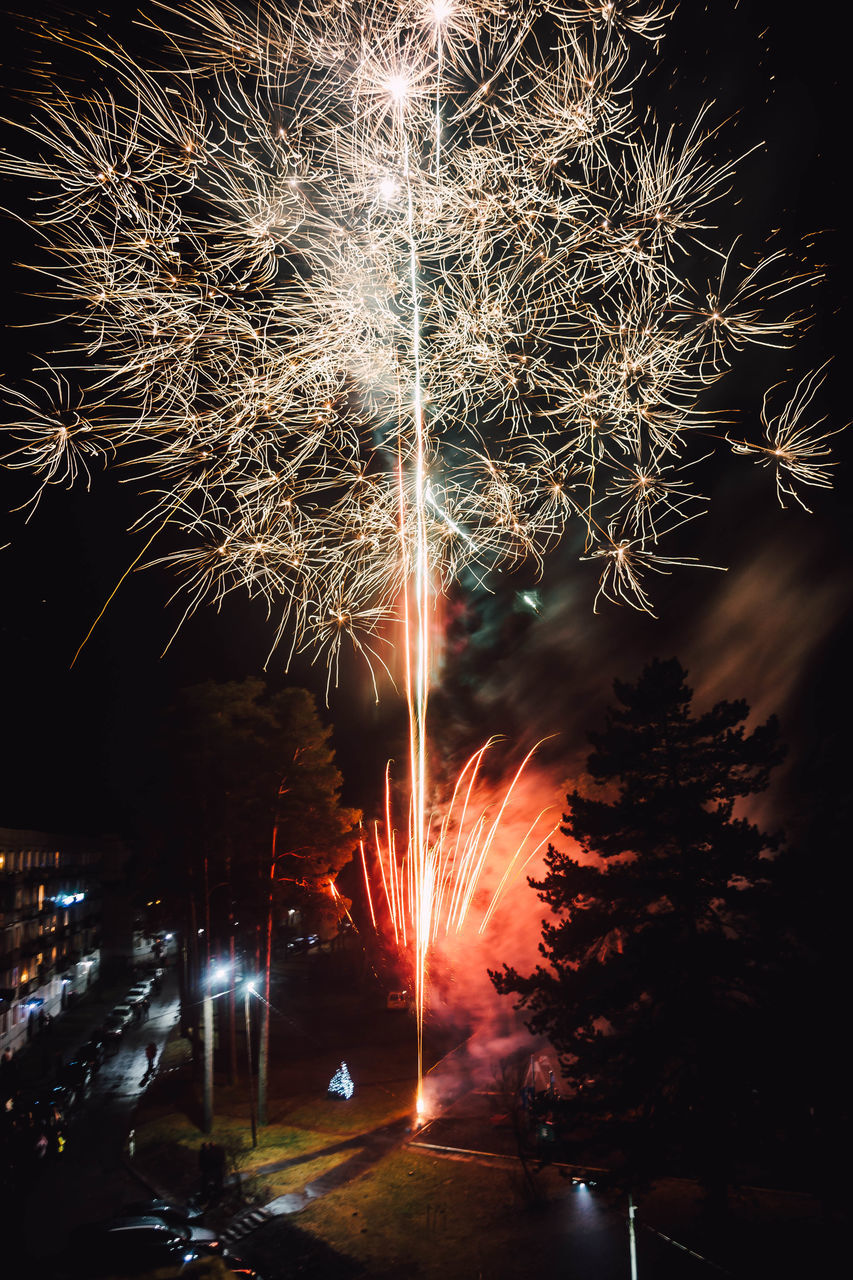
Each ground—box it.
[4,939,844,1277]
[127,943,844,1279]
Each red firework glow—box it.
[358,739,559,1120]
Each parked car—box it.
[102,1005,134,1045]
[70,1218,256,1274]
[128,977,154,998]
[59,1058,92,1092]
[78,1039,104,1070]
[101,1015,124,1046]
[46,1083,74,1116]
[104,1214,220,1248]
[109,1004,134,1028]
[386,989,412,1011]
[69,1218,197,1277]
[286,933,319,951]
[122,1197,204,1224]
[69,1215,264,1277]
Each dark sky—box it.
[0,0,850,839]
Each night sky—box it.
[0,0,850,844]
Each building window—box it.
[0,853,5,870]
[38,883,45,910]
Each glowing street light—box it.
[243,980,258,1148]
[203,958,232,1132]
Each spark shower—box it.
[1,1,838,1110]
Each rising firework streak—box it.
[1,0,839,1114]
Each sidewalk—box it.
[10,938,177,1080]
[8,970,138,1089]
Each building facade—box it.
[0,827,103,1056]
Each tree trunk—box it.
[203,851,212,967]
[189,893,200,1065]
[258,840,275,1126]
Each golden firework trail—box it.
[0,0,841,1113]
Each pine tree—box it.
[491,658,785,1189]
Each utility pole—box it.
[203,979,213,1133]
[228,933,238,1084]
[628,1192,638,1280]
[244,984,258,1148]
[258,842,275,1127]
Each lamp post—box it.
[203,961,230,1133]
[203,880,238,1085]
[203,979,214,1133]
[244,982,258,1149]
[628,1192,638,1280]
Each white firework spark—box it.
[0,0,839,1126]
[728,364,841,513]
[1,1,833,666]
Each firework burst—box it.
[1,0,839,1111]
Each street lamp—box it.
[244,982,258,1149]
[203,959,231,1133]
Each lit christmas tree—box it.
[328,1060,355,1100]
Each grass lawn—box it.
[296,1146,573,1279]
[132,1023,414,1199]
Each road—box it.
[6,971,180,1270]
[5,954,841,1280]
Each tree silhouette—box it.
[491,657,785,1193]
[157,678,358,961]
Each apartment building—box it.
[0,827,102,1056]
